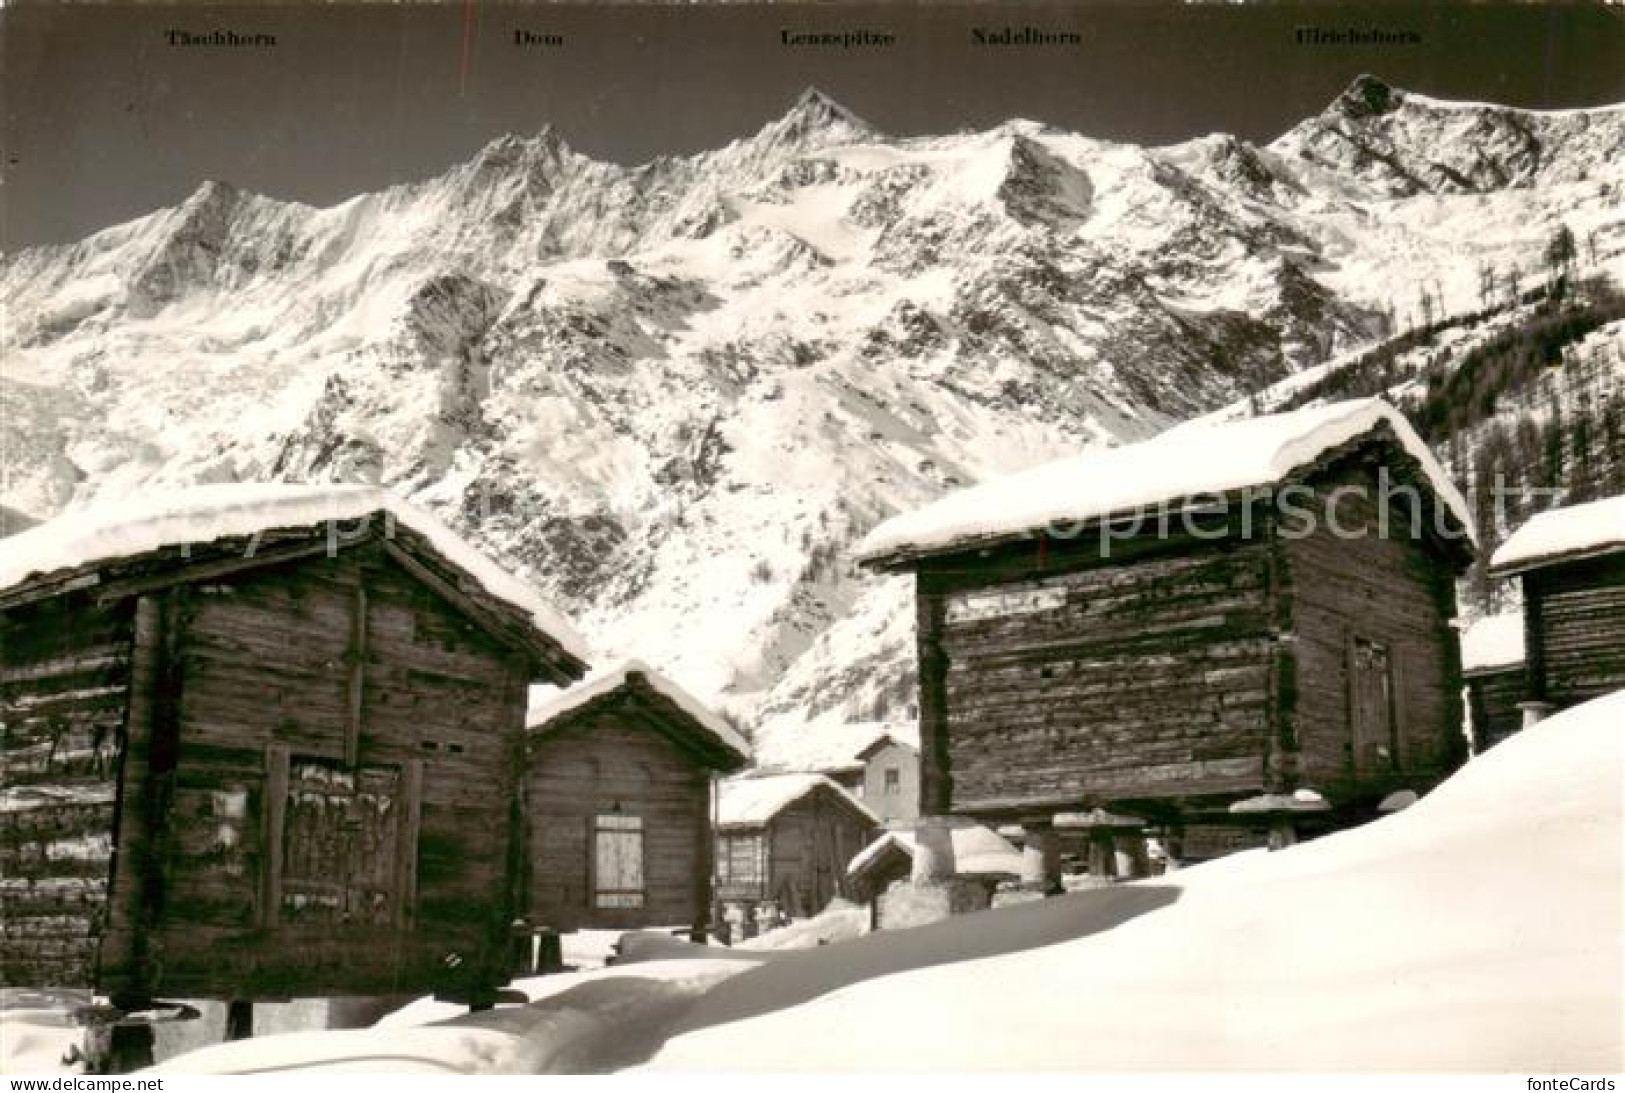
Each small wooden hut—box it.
[857,399,1475,878]
[1460,613,1526,752]
[0,485,588,1014]
[713,773,876,918]
[846,822,1022,904]
[522,660,748,937]
[1489,494,1625,720]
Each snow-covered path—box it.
[646,691,1625,1072]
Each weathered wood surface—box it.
[908,441,1468,829]
[1466,667,1525,752]
[1525,553,1625,708]
[0,595,133,990]
[1287,459,1465,796]
[92,546,529,1001]
[920,534,1275,815]
[526,707,712,933]
[762,787,873,917]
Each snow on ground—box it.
[0,990,90,1074]
[734,900,871,951]
[152,957,761,1075]
[648,690,1625,1072]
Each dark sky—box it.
[4,1,1623,249]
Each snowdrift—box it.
[650,690,1625,1072]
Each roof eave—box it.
[1488,541,1625,579]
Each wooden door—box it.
[1350,637,1396,774]
[282,761,400,925]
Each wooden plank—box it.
[98,593,170,1002]
[92,541,334,606]
[262,745,289,929]
[378,540,548,673]
[0,573,101,611]
[396,757,423,928]
[345,586,368,768]
[915,586,951,816]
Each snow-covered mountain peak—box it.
[740,86,884,160]
[1334,73,1402,119]
[1273,73,1625,196]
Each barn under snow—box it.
[713,773,876,919]
[0,485,588,1013]
[857,398,1475,874]
[523,659,748,937]
[1489,493,1625,720]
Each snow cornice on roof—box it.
[1488,494,1625,577]
[1460,612,1526,676]
[855,398,1476,571]
[0,483,590,678]
[716,772,878,830]
[527,658,750,770]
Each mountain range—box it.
[4,75,1622,758]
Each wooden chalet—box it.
[713,773,876,918]
[522,660,748,938]
[857,399,1476,876]
[0,485,588,1014]
[1460,613,1526,752]
[1489,494,1625,721]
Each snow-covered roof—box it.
[1460,613,1526,675]
[0,483,590,664]
[847,824,1024,879]
[753,719,918,775]
[1488,495,1625,576]
[856,398,1475,566]
[527,658,750,764]
[716,773,877,829]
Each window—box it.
[593,814,644,909]
[715,833,764,886]
[884,768,901,794]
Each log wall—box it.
[1526,553,1625,709]
[0,595,134,989]
[917,530,1277,817]
[1466,667,1526,752]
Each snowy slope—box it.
[649,689,1625,1072]
[4,78,1622,745]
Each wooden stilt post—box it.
[1017,817,1059,892]
[1087,829,1117,880]
[911,816,958,884]
[1230,791,1330,853]
[1055,809,1145,885]
[106,1022,155,1074]
[224,1001,254,1042]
